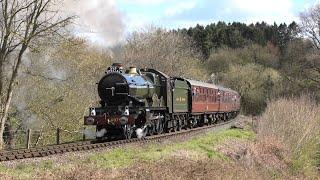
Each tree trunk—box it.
[0,45,26,149]
[0,87,13,149]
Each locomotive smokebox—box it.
[98,66,156,106]
[98,73,129,106]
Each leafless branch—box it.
[0,0,73,149]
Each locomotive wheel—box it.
[154,119,163,134]
[208,116,213,125]
[177,118,182,131]
[173,119,178,132]
[193,119,198,128]
[172,119,176,132]
[188,118,193,129]
[123,125,133,139]
[177,123,182,131]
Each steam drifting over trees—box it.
[0,0,73,149]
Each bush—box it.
[207,47,242,73]
[217,64,282,115]
[257,95,320,174]
[207,44,280,74]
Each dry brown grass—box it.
[216,137,296,179]
[257,95,320,174]
[34,158,269,180]
[214,95,320,178]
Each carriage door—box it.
[217,89,221,112]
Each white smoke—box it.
[83,128,96,139]
[11,86,41,129]
[96,128,107,138]
[135,126,147,139]
[63,0,125,46]
[47,64,67,81]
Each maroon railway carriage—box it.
[187,79,240,120]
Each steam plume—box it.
[63,0,125,46]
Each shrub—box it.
[218,64,282,115]
[257,95,320,174]
[207,47,242,73]
[206,44,280,74]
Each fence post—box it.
[82,127,86,141]
[26,129,31,149]
[252,115,258,133]
[56,128,60,145]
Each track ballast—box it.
[0,119,235,162]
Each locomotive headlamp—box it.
[124,106,129,116]
[90,108,96,116]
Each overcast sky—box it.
[64,0,319,46]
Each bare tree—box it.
[120,27,206,80]
[299,3,320,88]
[299,3,320,50]
[0,0,72,148]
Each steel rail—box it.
[0,119,235,162]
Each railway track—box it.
[0,120,235,162]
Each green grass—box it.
[0,128,255,178]
[87,129,255,169]
[0,160,54,178]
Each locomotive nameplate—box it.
[176,97,186,102]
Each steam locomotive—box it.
[84,63,240,139]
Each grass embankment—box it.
[0,128,254,179]
[88,129,254,169]
[257,95,320,177]
[1,95,319,179]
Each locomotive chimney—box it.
[112,62,123,67]
[128,66,138,74]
